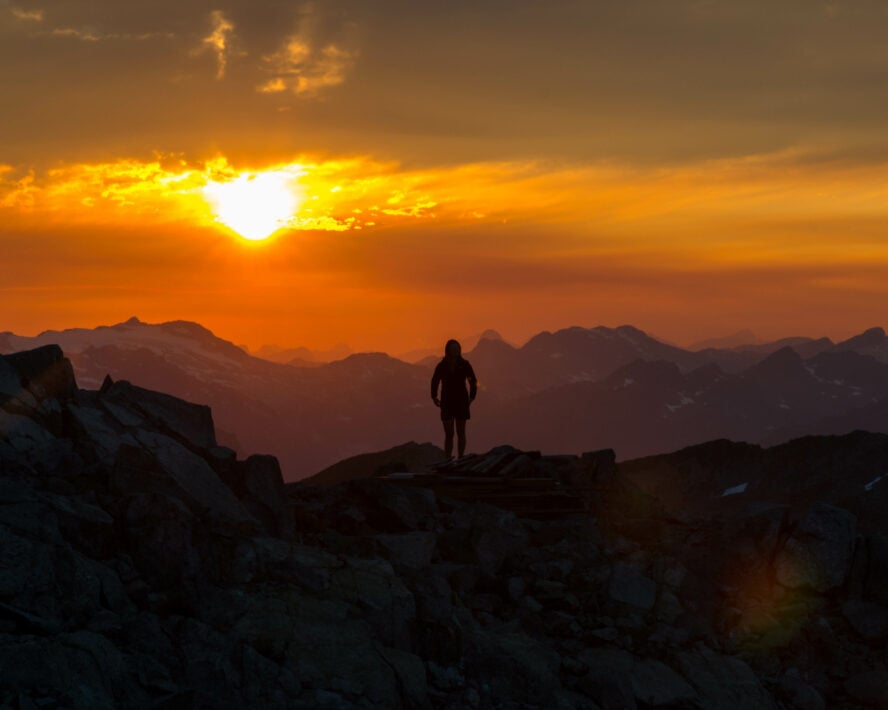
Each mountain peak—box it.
[744,345,804,381]
[836,326,886,351]
[477,328,503,342]
[758,345,803,366]
[615,324,648,337]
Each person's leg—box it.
[442,418,455,459]
[455,419,467,458]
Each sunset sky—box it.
[3,0,888,352]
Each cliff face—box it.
[0,345,886,709]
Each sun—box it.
[202,171,301,240]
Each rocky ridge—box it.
[0,345,886,708]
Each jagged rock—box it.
[69,403,135,466]
[578,666,637,709]
[0,358,38,415]
[375,644,429,709]
[576,448,618,486]
[844,669,888,706]
[101,379,216,449]
[2,345,77,403]
[1,342,887,708]
[608,562,657,611]
[631,658,698,706]
[39,491,114,554]
[726,504,788,565]
[841,599,888,642]
[472,522,528,577]
[0,410,57,460]
[0,630,147,709]
[123,491,202,598]
[778,668,826,710]
[132,430,256,530]
[0,526,55,600]
[775,503,857,593]
[375,531,437,571]
[578,648,696,706]
[466,631,561,706]
[351,478,439,532]
[167,616,303,707]
[863,534,888,606]
[228,536,294,584]
[227,454,295,539]
[675,646,778,708]
[281,597,404,706]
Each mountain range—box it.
[3,317,887,480]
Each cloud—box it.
[10,6,44,22]
[42,26,173,41]
[259,37,356,96]
[256,2,358,98]
[197,10,235,80]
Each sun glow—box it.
[202,170,302,240]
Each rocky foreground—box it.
[1,345,887,708]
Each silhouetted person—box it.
[431,339,478,459]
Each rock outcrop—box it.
[0,344,886,708]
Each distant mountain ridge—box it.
[3,316,888,478]
[688,328,758,350]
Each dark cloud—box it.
[3,1,888,168]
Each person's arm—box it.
[466,362,478,401]
[431,365,441,406]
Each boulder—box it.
[276,596,403,706]
[608,563,657,611]
[473,523,528,577]
[577,648,696,707]
[375,531,437,571]
[841,599,888,642]
[576,448,618,486]
[0,357,21,396]
[375,644,429,709]
[578,666,637,709]
[101,379,216,450]
[132,430,256,530]
[123,492,202,597]
[844,669,888,706]
[778,668,826,710]
[69,404,134,466]
[227,454,295,539]
[0,630,146,709]
[351,478,439,532]
[775,503,857,593]
[631,658,698,706]
[330,556,416,647]
[466,631,561,706]
[863,534,888,606]
[2,345,77,403]
[0,411,57,466]
[676,646,778,708]
[0,526,55,599]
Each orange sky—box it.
[3,2,888,352]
